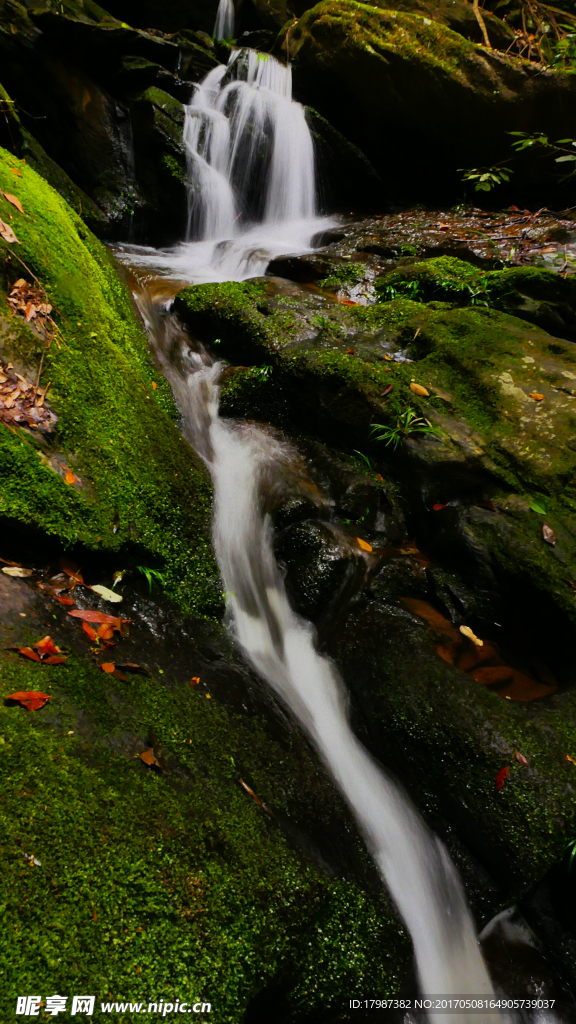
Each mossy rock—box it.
[0,145,222,617]
[280,0,576,203]
[376,256,576,339]
[0,570,409,1022]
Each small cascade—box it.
[214,0,235,40]
[184,49,316,240]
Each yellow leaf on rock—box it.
[357,537,373,552]
[459,625,484,647]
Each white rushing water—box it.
[133,301,497,1024]
[214,0,234,40]
[117,49,331,283]
[122,44,508,1023]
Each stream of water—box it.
[118,47,529,1022]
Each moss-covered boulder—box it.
[376,256,576,340]
[0,548,409,1021]
[0,144,223,616]
[282,0,576,203]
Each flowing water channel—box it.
[114,47,562,1022]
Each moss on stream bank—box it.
[0,145,221,618]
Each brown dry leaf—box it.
[410,383,429,397]
[357,537,373,553]
[514,750,529,766]
[65,470,76,486]
[1,192,24,215]
[2,566,33,578]
[459,625,484,647]
[380,384,394,398]
[140,748,161,768]
[529,392,544,401]
[0,218,19,244]
[6,691,51,711]
[116,662,151,677]
[542,524,556,546]
[59,557,84,584]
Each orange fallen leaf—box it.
[190,676,200,686]
[140,748,161,768]
[0,218,19,244]
[514,750,529,767]
[151,381,157,390]
[83,621,98,641]
[376,473,384,481]
[1,192,24,215]
[239,778,271,814]
[17,646,41,663]
[542,524,556,546]
[495,766,510,792]
[433,503,448,511]
[100,663,116,674]
[357,537,373,553]
[65,470,76,485]
[35,636,60,656]
[566,754,576,765]
[55,595,75,606]
[346,348,355,355]
[10,168,22,178]
[529,392,544,401]
[410,383,429,397]
[6,691,51,711]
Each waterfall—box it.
[214,0,234,40]
[132,293,499,1022]
[183,50,316,240]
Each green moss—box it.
[0,145,221,617]
[318,261,367,291]
[0,644,408,1020]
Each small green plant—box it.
[137,566,167,594]
[251,365,272,381]
[460,166,514,192]
[353,450,373,469]
[312,314,339,333]
[379,279,423,302]
[371,408,442,449]
[510,131,576,180]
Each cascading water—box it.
[116,49,331,283]
[214,0,234,40]
[131,294,500,1024]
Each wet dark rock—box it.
[306,106,383,212]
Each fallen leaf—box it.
[459,625,484,647]
[151,381,157,390]
[529,392,544,401]
[35,636,60,656]
[10,168,22,178]
[65,470,76,485]
[2,566,33,577]
[17,647,41,663]
[239,778,271,814]
[140,748,161,768]
[495,766,510,792]
[410,383,429,397]
[6,691,51,711]
[90,584,123,604]
[69,609,129,626]
[97,623,115,640]
[115,662,150,676]
[82,621,98,641]
[190,676,200,686]
[566,754,576,765]
[346,348,355,355]
[59,557,84,584]
[376,472,384,482]
[55,595,75,606]
[100,663,116,674]
[357,537,373,553]
[380,385,394,397]
[514,750,529,766]
[0,218,19,243]
[542,524,556,546]
[432,503,448,511]
[1,192,24,214]
[43,655,67,665]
